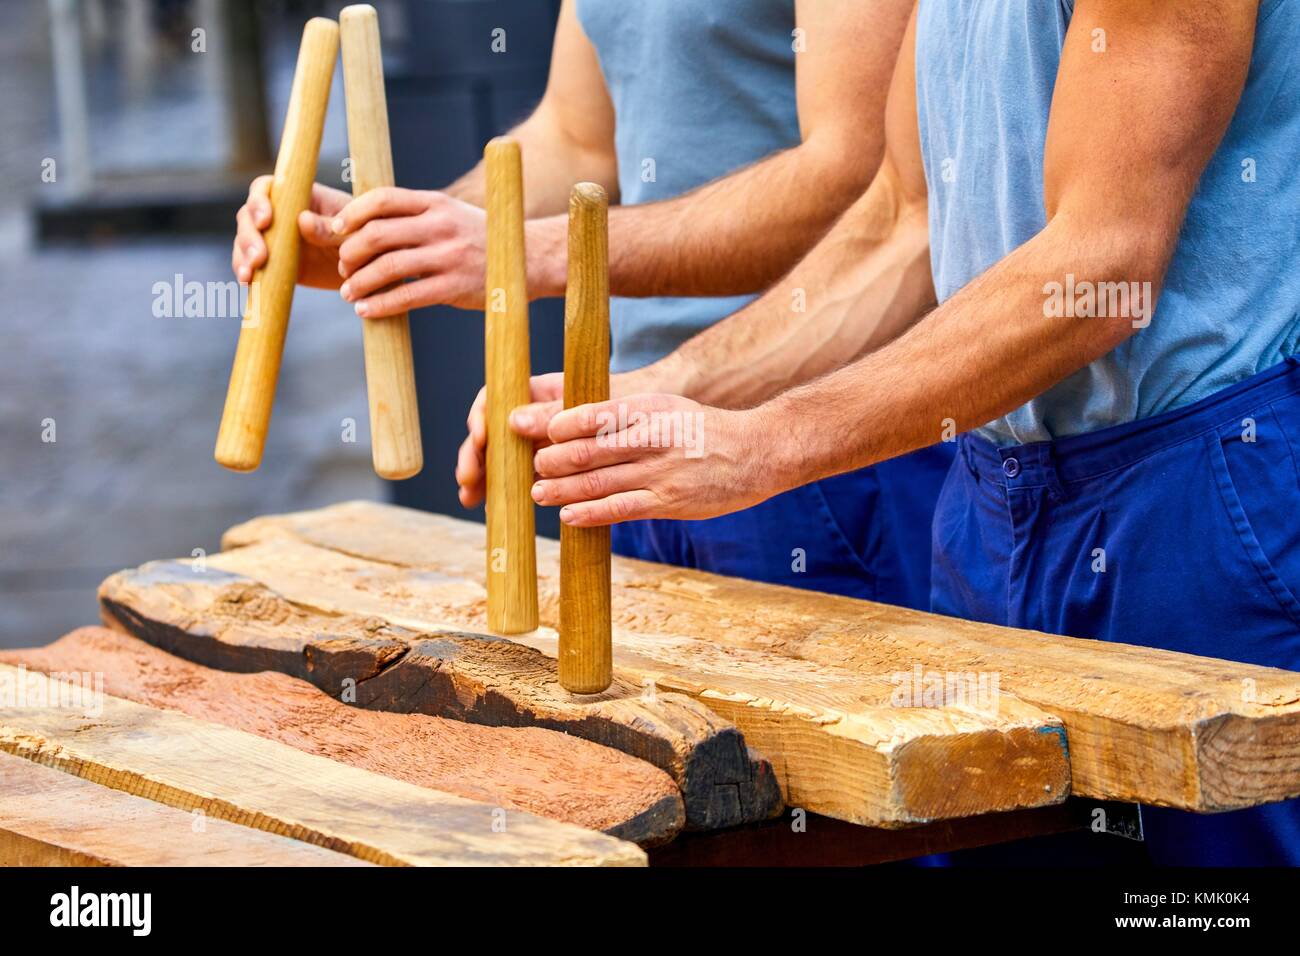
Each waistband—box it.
[960,357,1300,490]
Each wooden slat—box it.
[1,627,684,847]
[0,664,645,867]
[0,752,370,867]
[222,500,1300,812]
[100,548,1073,829]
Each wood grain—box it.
[483,138,538,634]
[0,752,369,867]
[1,627,683,847]
[223,500,1300,812]
[0,663,645,866]
[340,4,423,480]
[215,18,338,472]
[99,564,782,830]
[560,183,612,693]
[101,540,1072,827]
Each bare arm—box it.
[640,3,933,407]
[441,0,618,214]
[524,0,914,299]
[535,0,1260,527]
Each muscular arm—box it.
[536,0,1260,527]
[523,0,914,299]
[639,4,933,408]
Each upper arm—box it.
[876,3,928,216]
[794,0,913,159]
[1044,0,1257,260]
[532,0,618,177]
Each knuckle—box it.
[569,440,594,468]
[578,471,604,498]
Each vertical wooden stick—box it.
[559,183,612,694]
[339,4,423,480]
[484,138,538,634]
[215,17,338,472]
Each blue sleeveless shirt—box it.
[575,0,801,373]
[915,0,1300,443]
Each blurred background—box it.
[0,0,566,646]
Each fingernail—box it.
[340,281,352,301]
[560,506,574,523]
[354,301,369,318]
[331,217,345,234]
[532,481,545,502]
[238,267,249,282]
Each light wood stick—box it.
[215,18,338,472]
[483,138,538,634]
[559,183,612,694]
[339,4,423,480]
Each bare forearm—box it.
[628,172,934,408]
[761,219,1161,488]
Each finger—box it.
[534,433,646,479]
[532,462,657,508]
[311,182,351,217]
[299,210,343,249]
[342,245,435,301]
[332,187,428,236]
[247,175,273,228]
[509,399,563,442]
[546,399,626,443]
[559,489,666,528]
[352,274,452,318]
[455,433,486,509]
[338,218,426,277]
[467,386,487,448]
[233,205,266,282]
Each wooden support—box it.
[221,500,1300,813]
[0,753,369,867]
[483,138,538,634]
[339,4,423,480]
[1,627,683,846]
[0,664,645,866]
[215,18,338,472]
[101,539,1072,828]
[560,183,612,693]
[99,565,782,830]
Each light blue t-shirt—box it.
[576,0,801,373]
[916,0,1300,444]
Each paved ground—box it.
[0,2,378,647]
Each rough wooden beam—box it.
[97,564,779,830]
[224,501,1300,812]
[0,627,683,847]
[101,550,1071,827]
[0,664,645,867]
[0,752,370,867]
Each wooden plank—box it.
[0,627,683,847]
[99,563,781,830]
[100,551,1072,828]
[0,752,370,867]
[223,500,1300,812]
[0,664,645,867]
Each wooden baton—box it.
[483,138,539,634]
[215,17,338,472]
[559,183,612,694]
[339,4,423,480]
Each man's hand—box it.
[331,187,567,316]
[532,394,781,527]
[232,176,351,289]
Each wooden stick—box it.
[559,183,612,694]
[215,17,338,472]
[339,4,423,480]
[483,138,538,634]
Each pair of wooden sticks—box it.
[485,141,612,694]
[215,8,421,480]
[214,10,612,693]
